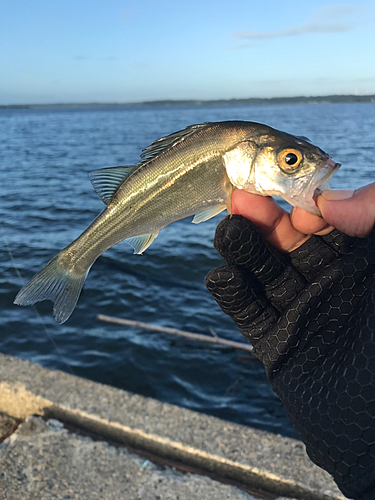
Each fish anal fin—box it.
[88,165,140,205]
[192,205,226,224]
[126,232,159,254]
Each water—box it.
[1,103,374,438]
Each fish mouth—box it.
[287,158,341,215]
[309,158,341,194]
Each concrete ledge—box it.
[0,353,344,499]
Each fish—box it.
[14,120,340,323]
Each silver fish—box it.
[14,121,340,323]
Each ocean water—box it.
[1,103,374,438]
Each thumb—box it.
[317,183,375,237]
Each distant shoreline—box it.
[1,94,375,109]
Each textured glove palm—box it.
[206,214,375,500]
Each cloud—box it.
[234,22,350,40]
[233,4,362,43]
[234,22,349,41]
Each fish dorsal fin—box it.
[140,123,210,163]
[126,232,159,254]
[192,204,227,224]
[88,165,140,205]
[297,136,311,143]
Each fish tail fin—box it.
[14,253,89,324]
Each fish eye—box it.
[277,148,303,172]
[285,153,299,165]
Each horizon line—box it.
[1,93,375,108]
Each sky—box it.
[2,0,375,104]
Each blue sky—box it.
[2,1,375,104]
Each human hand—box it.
[316,183,375,238]
[229,182,375,252]
[206,183,375,499]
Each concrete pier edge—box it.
[0,353,344,499]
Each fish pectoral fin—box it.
[88,165,141,205]
[126,232,159,254]
[192,205,226,224]
[226,183,234,217]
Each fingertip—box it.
[290,206,332,235]
[319,189,354,201]
[230,189,284,231]
[231,189,273,217]
[317,185,375,237]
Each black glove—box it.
[206,215,375,500]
